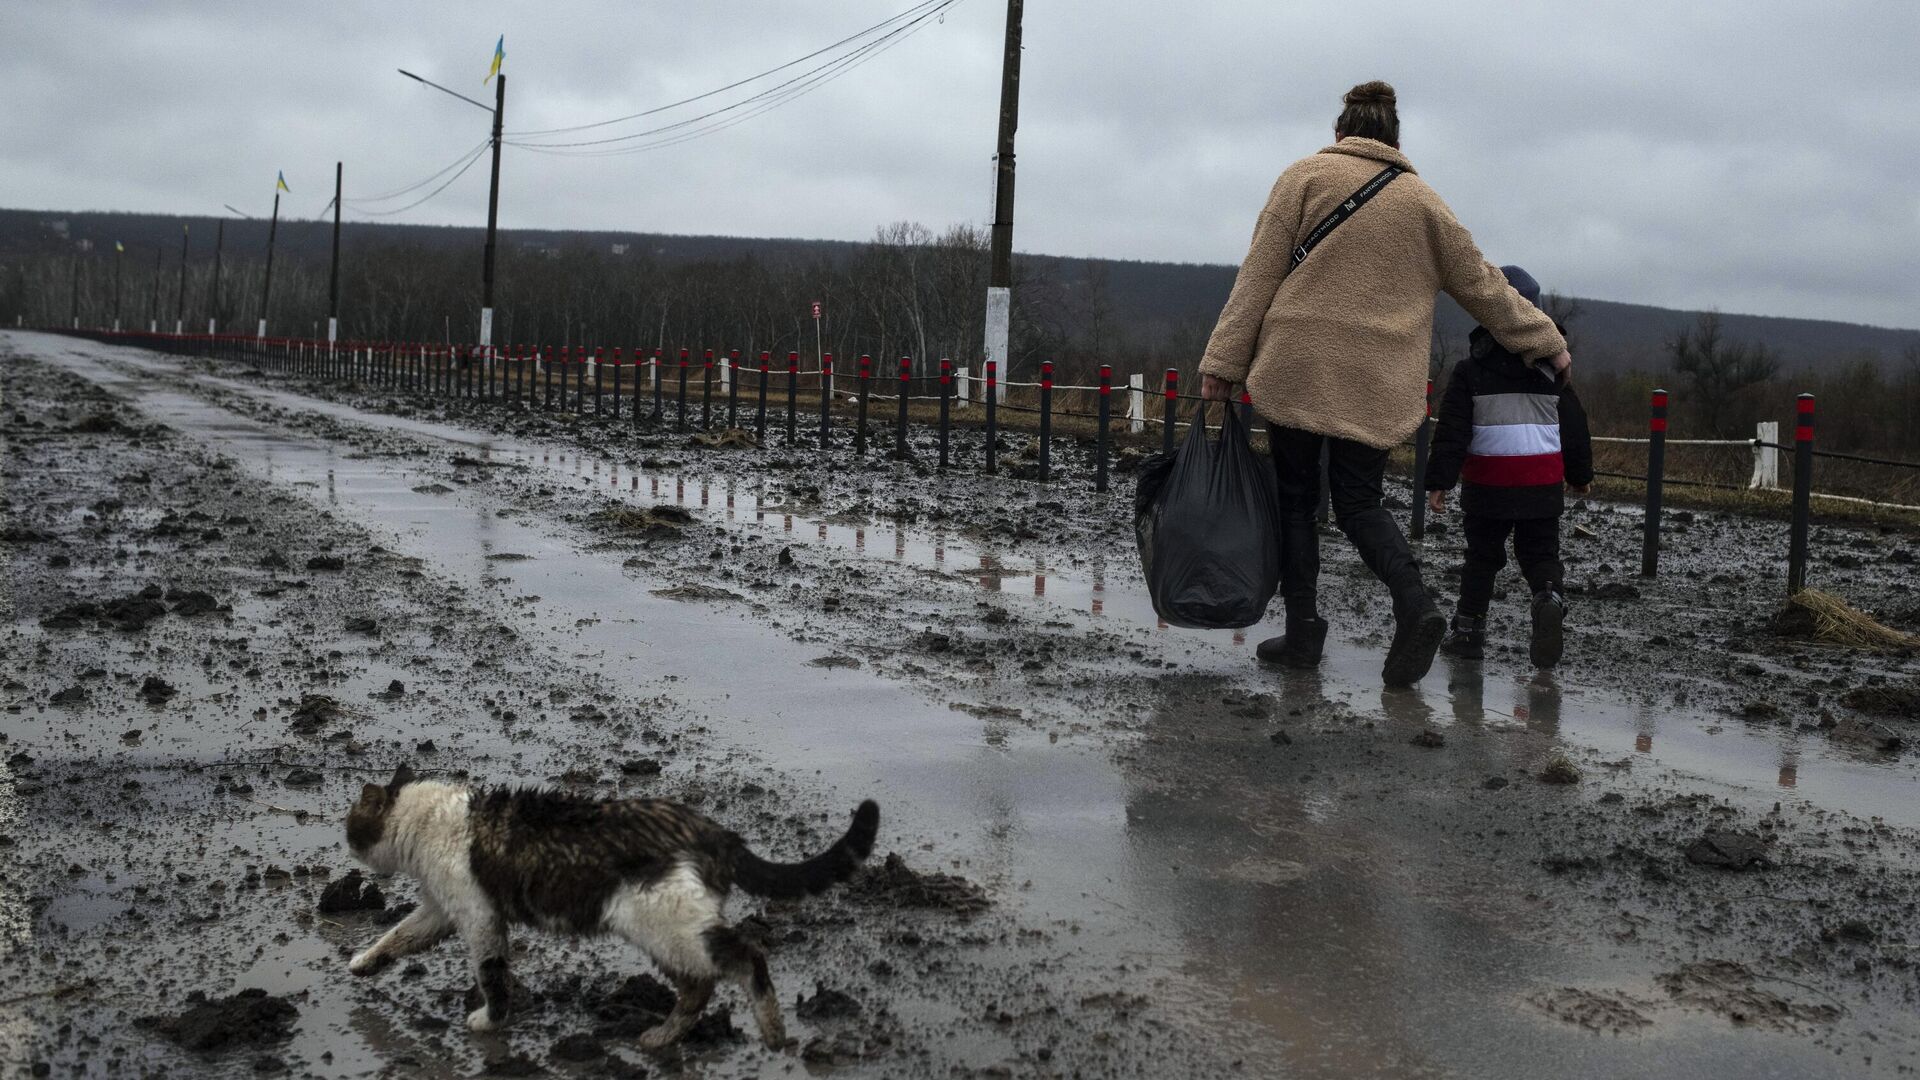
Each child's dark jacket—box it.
[1425,326,1594,520]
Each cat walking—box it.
[344,765,879,1049]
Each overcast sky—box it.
[4,1,1916,328]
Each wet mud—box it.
[5,331,1920,1078]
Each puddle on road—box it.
[27,338,1920,1079]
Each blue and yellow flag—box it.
[114,241,124,253]
[485,35,504,84]
[276,170,290,194]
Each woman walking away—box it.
[1198,80,1572,688]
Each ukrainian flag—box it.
[485,35,504,84]
[276,170,290,194]
[114,241,124,253]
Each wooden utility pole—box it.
[480,74,506,349]
[111,244,123,330]
[982,0,1024,393]
[208,219,224,334]
[329,162,343,344]
[174,225,190,334]
[259,190,281,338]
[69,253,82,329]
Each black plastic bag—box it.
[1133,403,1281,628]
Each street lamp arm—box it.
[398,68,495,113]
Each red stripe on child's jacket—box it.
[1461,452,1565,487]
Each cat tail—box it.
[732,800,879,899]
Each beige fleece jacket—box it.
[1199,138,1566,449]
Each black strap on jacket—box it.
[1290,165,1402,270]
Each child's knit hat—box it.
[1500,265,1543,310]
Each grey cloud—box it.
[2,0,1915,327]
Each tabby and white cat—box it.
[344,764,879,1048]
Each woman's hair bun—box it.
[1343,80,1396,107]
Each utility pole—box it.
[209,219,224,334]
[149,247,163,332]
[982,0,1024,396]
[260,188,282,338]
[69,252,82,329]
[329,161,343,344]
[174,225,189,334]
[112,244,123,331]
[481,73,506,350]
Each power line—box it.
[506,0,961,156]
[344,142,492,217]
[504,0,950,139]
[342,139,493,205]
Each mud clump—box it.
[42,585,172,631]
[1685,831,1773,871]
[1657,960,1841,1031]
[651,583,742,603]
[137,988,298,1051]
[1528,986,1656,1034]
[1409,729,1445,748]
[547,1032,605,1062]
[286,694,343,735]
[140,676,178,704]
[50,685,89,706]
[1841,681,1920,718]
[1539,755,1581,784]
[316,869,386,914]
[690,427,758,449]
[795,983,862,1021]
[847,853,991,915]
[602,505,697,535]
[305,555,346,572]
[166,588,219,616]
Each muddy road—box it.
[4,329,1919,1078]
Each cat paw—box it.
[348,950,387,976]
[466,1008,500,1034]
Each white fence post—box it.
[954,365,970,411]
[1128,373,1146,434]
[1750,421,1780,490]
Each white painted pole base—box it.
[1128,373,1146,433]
[327,317,338,344]
[478,307,494,348]
[112,319,120,332]
[257,318,267,339]
[208,318,217,335]
[983,286,1010,404]
[954,365,970,411]
[148,319,157,333]
[174,320,183,335]
[1751,421,1780,490]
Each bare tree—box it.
[1669,311,1778,437]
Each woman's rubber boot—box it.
[1257,616,1329,669]
[1530,588,1566,669]
[1383,594,1446,688]
[1440,614,1486,660]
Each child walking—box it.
[1424,266,1593,668]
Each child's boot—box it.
[1530,586,1567,669]
[1440,614,1486,660]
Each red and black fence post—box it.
[727,350,740,429]
[702,348,715,430]
[676,347,690,432]
[785,351,799,445]
[938,359,953,469]
[591,346,604,415]
[1162,369,1179,455]
[1641,388,1669,577]
[984,360,999,473]
[1038,360,1054,482]
[895,356,911,457]
[1787,393,1815,594]
[1411,378,1433,540]
[1096,364,1112,493]
[542,346,555,409]
[571,345,584,414]
[818,352,833,448]
[855,354,872,454]
[611,347,624,419]
[754,352,770,442]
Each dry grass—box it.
[1772,589,1920,652]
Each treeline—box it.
[5,223,1918,467]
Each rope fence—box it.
[26,327,1920,597]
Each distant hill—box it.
[5,207,1914,373]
